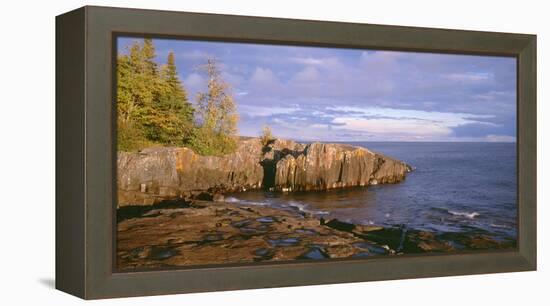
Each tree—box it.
[116,41,239,154]
[187,58,239,155]
[163,52,186,99]
[117,40,158,127]
[117,40,194,150]
[142,38,157,74]
[117,40,158,151]
[147,51,194,145]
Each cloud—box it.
[443,72,494,82]
[332,117,452,137]
[326,106,496,127]
[485,134,516,142]
[451,121,514,139]
[183,72,206,95]
[359,51,403,69]
[221,71,245,89]
[473,90,515,102]
[292,66,321,83]
[179,49,213,60]
[249,67,282,90]
[118,37,516,142]
[237,103,506,141]
[289,57,324,65]
[238,104,300,117]
[314,106,502,141]
[310,123,330,129]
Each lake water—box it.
[228,142,517,241]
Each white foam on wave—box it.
[490,223,510,229]
[287,201,307,211]
[287,201,329,215]
[360,220,376,225]
[224,196,240,203]
[236,199,269,206]
[314,211,330,215]
[246,201,269,206]
[448,210,480,219]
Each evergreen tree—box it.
[117,40,194,150]
[147,51,194,145]
[142,38,157,74]
[117,40,158,150]
[116,40,238,154]
[118,40,158,126]
[164,52,186,98]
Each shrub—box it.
[259,125,276,147]
[117,121,154,152]
[186,127,237,156]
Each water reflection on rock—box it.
[117,199,516,270]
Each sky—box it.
[118,37,517,142]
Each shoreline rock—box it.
[116,199,516,270]
[117,138,412,207]
[272,142,407,192]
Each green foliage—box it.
[145,51,194,145]
[117,40,195,151]
[116,40,239,155]
[187,59,239,155]
[163,52,186,99]
[186,128,237,156]
[117,121,153,152]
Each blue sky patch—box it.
[118,37,516,142]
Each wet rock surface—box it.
[116,199,515,270]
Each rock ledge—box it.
[117,138,411,207]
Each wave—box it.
[228,197,329,216]
[360,220,376,226]
[287,201,329,215]
[490,223,510,229]
[224,196,240,203]
[448,210,480,219]
[237,199,269,206]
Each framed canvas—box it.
[56,6,537,299]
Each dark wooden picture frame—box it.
[56,6,536,299]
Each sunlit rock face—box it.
[117,138,411,207]
[273,142,410,192]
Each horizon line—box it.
[238,135,517,144]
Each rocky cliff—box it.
[273,142,409,191]
[117,138,411,207]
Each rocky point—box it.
[117,137,412,207]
